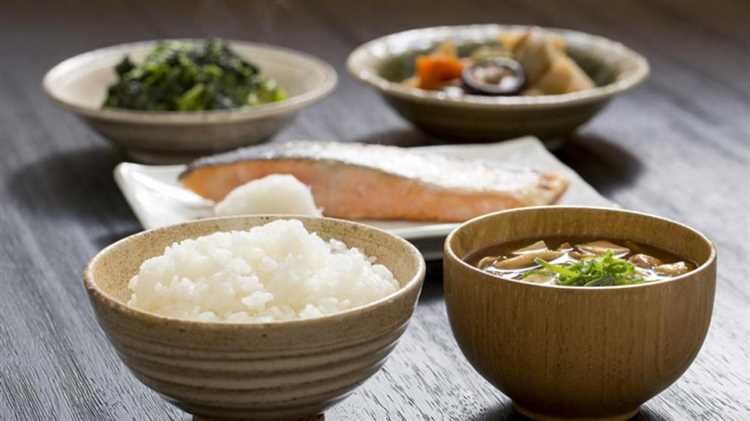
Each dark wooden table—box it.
[2,1,748,419]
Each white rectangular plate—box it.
[114,136,615,259]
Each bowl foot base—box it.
[193,414,324,421]
[513,403,639,421]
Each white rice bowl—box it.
[127,219,399,322]
[214,174,322,217]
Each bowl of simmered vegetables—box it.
[347,25,648,145]
[44,39,337,163]
[444,206,716,421]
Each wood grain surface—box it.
[0,1,748,420]
[444,207,717,421]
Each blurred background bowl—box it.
[84,215,425,421]
[44,40,337,163]
[443,206,715,421]
[348,25,648,146]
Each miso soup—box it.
[466,237,695,287]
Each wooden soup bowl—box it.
[444,207,716,421]
[85,216,425,420]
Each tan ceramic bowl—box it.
[85,216,425,420]
[45,40,337,163]
[444,207,715,421]
[348,25,648,145]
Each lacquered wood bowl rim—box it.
[444,206,716,291]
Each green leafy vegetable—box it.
[103,39,286,111]
[525,251,644,287]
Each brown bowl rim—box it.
[444,206,716,291]
[84,215,426,330]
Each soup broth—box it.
[466,237,695,287]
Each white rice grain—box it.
[127,219,398,322]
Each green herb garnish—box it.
[525,251,644,287]
[103,39,286,112]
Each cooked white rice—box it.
[127,219,398,322]
[214,174,322,217]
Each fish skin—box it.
[180,141,569,222]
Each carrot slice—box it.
[416,55,464,90]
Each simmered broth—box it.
[467,237,695,286]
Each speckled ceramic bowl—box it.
[444,207,716,421]
[84,216,425,421]
[347,25,649,145]
[45,40,337,163]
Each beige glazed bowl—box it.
[348,25,649,145]
[85,216,425,420]
[444,207,716,421]
[45,40,337,163]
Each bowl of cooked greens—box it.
[44,39,337,163]
[444,206,716,421]
[347,25,648,145]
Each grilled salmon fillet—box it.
[180,141,569,222]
